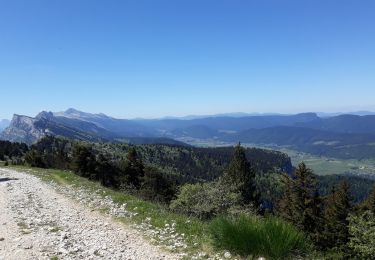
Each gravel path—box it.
[0,168,179,260]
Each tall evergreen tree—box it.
[119,147,145,189]
[293,162,320,234]
[72,144,96,178]
[360,184,375,213]
[224,143,259,207]
[278,174,295,223]
[323,180,352,251]
[278,162,322,242]
[95,153,116,187]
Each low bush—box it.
[209,214,306,259]
[170,180,241,219]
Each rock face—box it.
[0,115,45,144]
[0,109,158,145]
[0,112,107,145]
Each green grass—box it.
[209,215,307,259]
[49,226,62,233]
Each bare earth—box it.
[0,168,178,260]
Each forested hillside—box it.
[2,136,375,258]
[22,136,292,183]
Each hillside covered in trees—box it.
[1,136,375,258]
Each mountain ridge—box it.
[2,108,375,159]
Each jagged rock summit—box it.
[0,109,156,144]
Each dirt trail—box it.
[0,168,178,260]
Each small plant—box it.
[209,214,306,259]
[49,226,62,233]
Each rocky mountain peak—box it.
[36,111,54,120]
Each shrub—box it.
[209,215,306,259]
[170,179,241,219]
[348,211,375,259]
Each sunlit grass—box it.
[209,214,307,259]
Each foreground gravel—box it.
[0,168,179,260]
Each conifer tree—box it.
[278,174,295,223]
[292,162,320,234]
[278,162,322,242]
[119,147,145,189]
[224,143,259,207]
[323,180,352,251]
[360,184,375,213]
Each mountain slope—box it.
[0,112,108,144]
[136,113,319,132]
[55,108,156,137]
[225,126,375,159]
[296,114,375,134]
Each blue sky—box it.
[1,0,374,119]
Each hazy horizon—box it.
[2,107,375,121]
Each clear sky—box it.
[1,0,374,119]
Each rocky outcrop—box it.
[0,114,45,144]
[0,112,107,145]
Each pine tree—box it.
[278,174,295,223]
[293,162,320,234]
[72,144,96,177]
[278,162,322,242]
[360,184,375,213]
[323,180,352,251]
[224,143,259,207]
[119,147,145,189]
[95,153,116,187]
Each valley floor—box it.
[0,168,178,260]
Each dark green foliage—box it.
[254,171,284,212]
[322,180,352,252]
[278,163,322,242]
[96,142,293,184]
[359,184,375,213]
[29,135,72,169]
[223,143,259,207]
[0,140,28,161]
[317,174,375,203]
[348,210,375,258]
[209,215,306,259]
[278,174,295,223]
[170,179,242,219]
[25,150,46,168]
[95,153,117,187]
[118,147,144,189]
[72,144,97,177]
[139,166,176,203]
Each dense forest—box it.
[1,135,375,258]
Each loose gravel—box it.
[0,168,179,260]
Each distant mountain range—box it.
[2,108,375,159]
